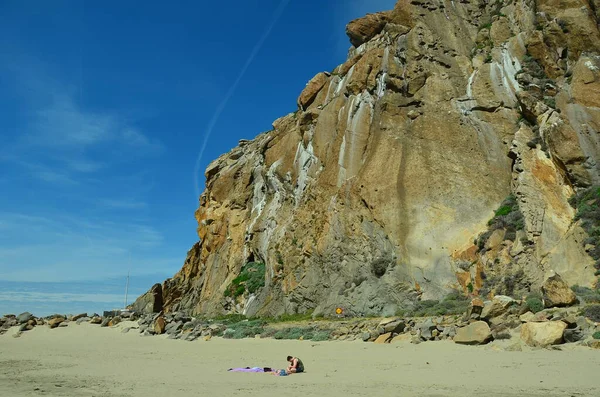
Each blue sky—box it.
[0,0,396,316]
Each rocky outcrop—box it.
[454,322,492,345]
[520,321,567,347]
[129,283,163,314]
[541,274,578,307]
[47,317,65,329]
[135,0,600,317]
[346,12,390,48]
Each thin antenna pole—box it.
[124,270,130,309]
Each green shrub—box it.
[224,262,266,298]
[543,97,556,109]
[271,326,314,340]
[221,318,267,339]
[583,304,600,322]
[311,331,331,341]
[495,205,514,217]
[477,194,525,251]
[213,314,247,324]
[593,331,600,340]
[571,285,600,304]
[569,186,600,273]
[402,292,469,317]
[266,311,314,323]
[526,294,544,313]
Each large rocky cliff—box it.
[134,0,600,317]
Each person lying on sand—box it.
[286,355,304,374]
[271,369,288,376]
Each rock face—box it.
[520,321,567,347]
[134,0,600,317]
[129,283,163,314]
[481,296,517,320]
[154,317,166,335]
[541,274,578,307]
[17,312,33,324]
[48,317,65,329]
[454,321,492,345]
[346,12,390,48]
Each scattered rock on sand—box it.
[454,321,492,345]
[520,321,567,347]
[391,333,412,343]
[374,332,393,344]
[18,323,31,332]
[481,296,517,320]
[17,312,34,324]
[154,317,166,335]
[519,311,535,322]
[71,313,88,321]
[378,318,405,334]
[563,327,584,343]
[465,298,484,320]
[541,274,577,308]
[48,317,65,329]
[90,316,102,324]
[418,318,436,340]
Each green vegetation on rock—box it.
[397,292,469,317]
[477,194,525,250]
[571,285,600,304]
[583,304,600,322]
[222,319,267,339]
[219,317,332,341]
[569,186,600,275]
[526,294,544,313]
[224,262,266,298]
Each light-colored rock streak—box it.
[337,135,347,187]
[242,294,256,316]
[334,65,355,96]
[293,126,317,205]
[376,47,390,98]
[466,69,477,99]
[246,165,267,241]
[490,46,521,105]
[455,70,502,164]
[324,75,341,104]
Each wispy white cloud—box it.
[193,0,291,198]
[0,211,174,283]
[99,198,148,210]
[0,56,164,186]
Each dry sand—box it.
[1,322,599,397]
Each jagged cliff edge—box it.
[133,0,600,317]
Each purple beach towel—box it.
[228,367,272,373]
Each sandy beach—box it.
[0,323,599,397]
